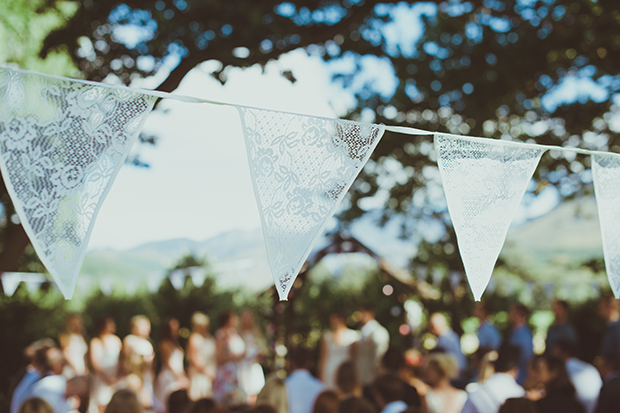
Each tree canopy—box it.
[2,0,620,300]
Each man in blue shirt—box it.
[545,299,577,354]
[429,312,466,373]
[508,303,533,385]
[473,302,502,350]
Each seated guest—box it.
[17,397,54,413]
[312,390,339,413]
[104,389,142,413]
[593,356,620,413]
[168,389,190,413]
[337,397,376,413]
[257,376,288,413]
[422,352,466,413]
[373,374,407,413]
[336,361,361,398]
[460,344,525,413]
[186,398,218,413]
[552,339,602,413]
[528,355,585,413]
[363,347,420,410]
[286,348,325,413]
[497,398,536,413]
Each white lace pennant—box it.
[1,272,22,296]
[189,266,207,287]
[0,67,156,298]
[435,134,545,301]
[236,106,385,300]
[592,154,620,297]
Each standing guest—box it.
[104,389,142,413]
[546,300,577,354]
[213,311,246,407]
[372,373,407,413]
[286,347,325,413]
[187,312,217,400]
[89,318,122,413]
[552,339,601,413]
[428,313,465,373]
[473,303,502,350]
[422,353,466,413]
[257,376,289,413]
[17,397,54,413]
[356,305,390,386]
[507,304,533,385]
[239,310,267,404]
[11,339,55,413]
[335,361,361,399]
[593,356,620,413]
[528,355,585,413]
[318,312,360,389]
[460,344,525,413]
[156,318,189,406]
[121,315,156,409]
[598,296,620,362]
[59,313,88,378]
[312,391,339,413]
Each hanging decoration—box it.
[236,106,385,300]
[0,66,619,301]
[0,67,156,299]
[435,134,546,301]
[592,154,620,298]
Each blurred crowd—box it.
[9,298,620,413]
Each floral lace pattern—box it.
[236,107,385,300]
[0,67,155,298]
[592,154,620,298]
[435,134,545,301]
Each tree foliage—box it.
[2,0,619,304]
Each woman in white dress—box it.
[318,312,360,389]
[187,312,217,401]
[59,313,88,378]
[88,318,121,413]
[121,315,156,410]
[423,352,467,413]
[155,318,189,406]
[238,310,267,404]
[213,311,246,407]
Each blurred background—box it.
[1,0,620,410]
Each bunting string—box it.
[1,66,619,301]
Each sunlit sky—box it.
[85,2,618,252]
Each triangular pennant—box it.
[125,277,138,296]
[146,272,164,293]
[236,106,385,300]
[99,277,114,296]
[0,67,156,298]
[1,272,22,296]
[435,134,545,301]
[22,273,46,295]
[592,154,620,297]
[169,269,186,290]
[189,267,207,287]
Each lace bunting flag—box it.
[435,134,545,301]
[0,67,156,298]
[236,106,385,300]
[592,154,620,298]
